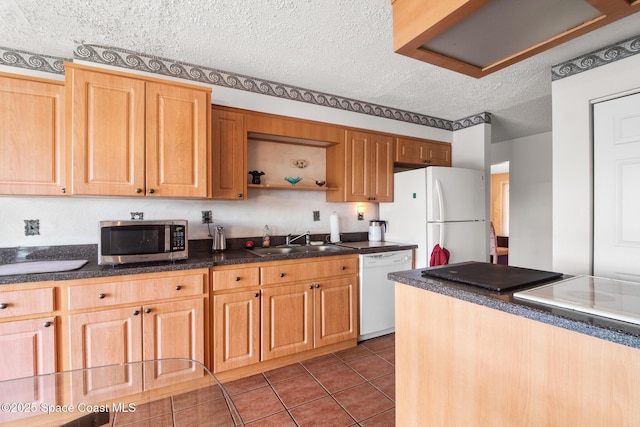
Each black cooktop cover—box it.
[421,262,563,292]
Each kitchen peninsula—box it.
[390,268,640,427]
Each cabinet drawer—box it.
[261,257,358,285]
[212,267,260,291]
[0,288,55,319]
[68,274,205,310]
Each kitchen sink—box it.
[249,245,345,257]
[294,245,344,253]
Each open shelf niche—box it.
[247,133,337,192]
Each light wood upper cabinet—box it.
[212,107,247,199]
[344,130,394,202]
[66,63,211,198]
[0,73,66,196]
[395,137,451,167]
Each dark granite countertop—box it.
[389,267,640,350]
[0,235,416,285]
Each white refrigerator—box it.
[379,167,487,268]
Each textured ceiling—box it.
[2,0,640,143]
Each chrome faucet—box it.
[286,231,311,246]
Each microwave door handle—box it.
[165,226,171,252]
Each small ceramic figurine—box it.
[248,170,265,184]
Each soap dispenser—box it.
[262,225,271,247]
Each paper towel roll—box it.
[330,212,340,243]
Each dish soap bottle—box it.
[262,225,271,247]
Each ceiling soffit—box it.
[392,0,640,78]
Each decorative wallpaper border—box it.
[452,112,492,130]
[0,43,492,131]
[0,46,68,75]
[74,44,457,130]
[552,34,640,81]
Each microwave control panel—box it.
[171,225,186,251]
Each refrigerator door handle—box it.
[435,178,444,222]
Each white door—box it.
[594,92,640,281]
[427,221,487,265]
[426,167,485,221]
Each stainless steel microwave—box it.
[98,220,188,265]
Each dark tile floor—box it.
[226,333,396,427]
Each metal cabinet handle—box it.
[254,292,259,298]
[315,284,320,288]
[43,321,52,328]
[148,188,155,194]
[341,266,346,270]
[280,273,285,278]
[309,285,314,289]
[0,303,7,309]
[144,308,152,314]
[135,188,142,194]
[175,285,182,291]
[133,310,140,316]
[61,188,66,194]
[235,277,241,281]
[237,193,243,198]
[98,293,106,299]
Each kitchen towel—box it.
[429,244,450,267]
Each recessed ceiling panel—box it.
[422,0,602,68]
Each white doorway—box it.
[593,91,640,281]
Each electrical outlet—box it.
[130,212,144,220]
[24,219,40,236]
[313,211,320,221]
[202,210,212,224]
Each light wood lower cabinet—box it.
[0,317,56,381]
[213,290,261,373]
[211,257,358,375]
[262,276,358,361]
[261,283,314,361]
[314,277,358,347]
[64,270,208,401]
[0,316,57,424]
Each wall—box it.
[452,123,491,261]
[491,132,553,270]
[1,63,453,248]
[552,54,640,275]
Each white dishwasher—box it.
[358,250,413,341]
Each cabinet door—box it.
[370,133,394,202]
[314,277,358,347]
[142,298,204,389]
[425,141,451,166]
[67,66,146,196]
[146,82,210,198]
[0,317,56,424]
[395,137,428,165]
[345,130,371,202]
[213,291,260,373]
[0,317,56,380]
[212,108,247,199]
[68,307,143,401]
[261,283,313,361]
[345,130,393,202]
[0,74,66,195]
